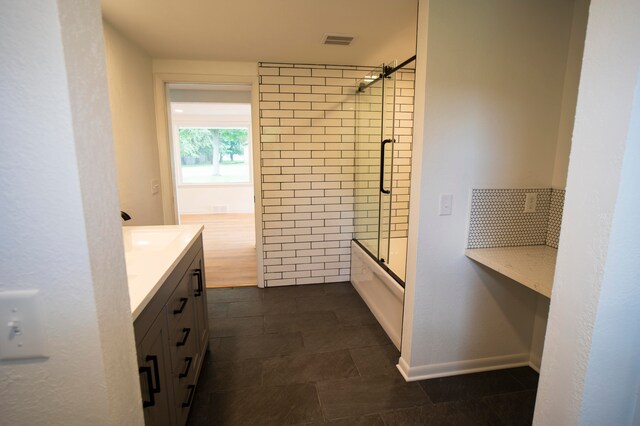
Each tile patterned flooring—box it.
[188,283,538,426]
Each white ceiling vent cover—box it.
[322,33,355,46]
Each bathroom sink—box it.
[122,227,189,286]
[122,228,183,253]
[120,225,204,318]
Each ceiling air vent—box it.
[322,33,355,46]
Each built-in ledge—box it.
[465,246,557,298]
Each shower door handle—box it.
[379,139,393,194]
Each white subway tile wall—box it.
[259,62,415,287]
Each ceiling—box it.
[101,0,418,66]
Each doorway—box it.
[167,84,257,288]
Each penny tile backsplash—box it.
[467,188,565,249]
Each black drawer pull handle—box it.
[176,328,191,347]
[182,384,196,408]
[179,357,193,379]
[146,355,161,393]
[193,269,203,297]
[139,366,155,408]
[173,297,188,314]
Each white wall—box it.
[177,186,254,214]
[552,0,590,189]
[580,79,640,423]
[104,21,164,226]
[153,59,258,77]
[535,0,640,422]
[529,0,590,369]
[0,0,142,424]
[401,0,579,379]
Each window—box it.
[177,126,251,184]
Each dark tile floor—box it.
[188,282,538,426]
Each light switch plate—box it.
[439,194,453,216]
[151,179,160,195]
[0,290,48,361]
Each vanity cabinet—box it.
[190,255,209,355]
[137,309,174,426]
[133,236,209,426]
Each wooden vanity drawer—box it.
[167,273,193,331]
[174,375,197,426]
[169,293,199,426]
[171,335,198,382]
[170,300,198,366]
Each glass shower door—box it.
[353,56,415,285]
[378,61,397,265]
[354,66,384,258]
[354,63,397,265]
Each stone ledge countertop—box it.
[465,245,557,298]
[122,225,203,319]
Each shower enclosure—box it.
[353,56,416,285]
[349,56,415,349]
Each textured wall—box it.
[0,1,143,424]
[536,0,640,422]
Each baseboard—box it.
[396,353,531,381]
[180,210,211,215]
[397,357,412,381]
[529,350,542,372]
[528,356,541,373]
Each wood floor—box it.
[180,214,257,288]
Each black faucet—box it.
[120,211,131,221]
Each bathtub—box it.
[350,238,407,350]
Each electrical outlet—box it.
[439,194,453,215]
[524,193,538,213]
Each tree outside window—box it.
[178,127,250,184]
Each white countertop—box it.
[122,225,203,319]
[465,245,557,298]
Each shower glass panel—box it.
[354,57,413,285]
[379,60,397,266]
[354,65,385,259]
